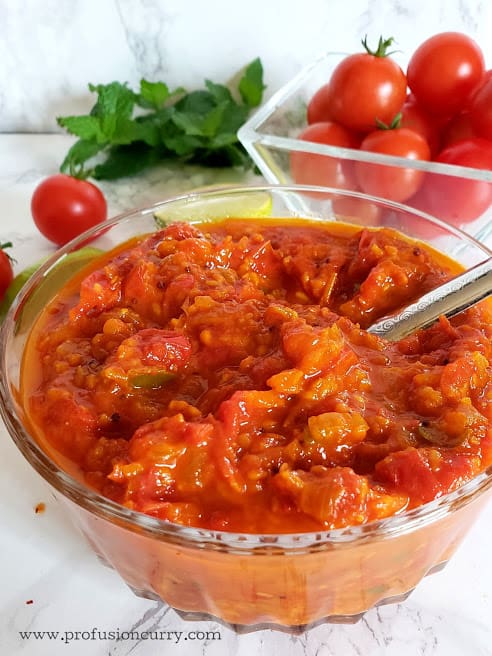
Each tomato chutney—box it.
[22,218,492,533]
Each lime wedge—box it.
[153,188,273,227]
[3,246,103,329]
[42,246,103,291]
[0,261,43,321]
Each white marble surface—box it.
[1,0,492,132]
[1,133,492,655]
[3,1,492,651]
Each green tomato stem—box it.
[362,35,397,58]
[375,113,403,130]
[67,159,93,181]
[0,242,16,264]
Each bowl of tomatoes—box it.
[2,184,492,633]
[238,32,492,242]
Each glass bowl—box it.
[1,184,492,634]
[238,52,492,244]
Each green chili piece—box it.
[129,371,176,390]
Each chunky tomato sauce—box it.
[22,219,492,533]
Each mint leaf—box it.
[138,80,170,109]
[239,58,265,108]
[171,102,229,138]
[170,110,208,137]
[136,108,174,146]
[137,82,186,110]
[57,115,106,142]
[93,144,160,180]
[57,58,265,180]
[88,82,136,142]
[174,90,216,116]
[60,139,105,175]
[133,119,162,147]
[215,103,249,134]
[107,118,150,145]
[209,132,241,148]
[163,132,205,157]
[205,80,234,104]
[89,82,135,121]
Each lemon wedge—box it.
[153,187,273,227]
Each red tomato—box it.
[307,83,333,124]
[354,128,431,202]
[469,68,492,102]
[399,97,441,156]
[290,121,360,189]
[415,138,492,224]
[407,32,485,116]
[331,195,383,226]
[440,111,477,149]
[469,75,492,140]
[0,243,14,302]
[31,174,107,247]
[327,37,407,133]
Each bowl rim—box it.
[2,183,492,552]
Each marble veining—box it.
[1,0,492,132]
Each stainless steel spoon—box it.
[368,257,492,341]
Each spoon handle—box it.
[368,257,492,341]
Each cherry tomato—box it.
[31,174,107,247]
[440,111,477,149]
[0,243,14,302]
[307,83,333,124]
[354,128,431,202]
[290,121,360,189]
[327,37,407,133]
[407,32,485,116]
[413,138,492,224]
[331,195,383,226]
[469,74,492,140]
[399,97,441,156]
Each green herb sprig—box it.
[57,58,265,180]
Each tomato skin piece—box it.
[407,32,485,116]
[123,328,192,371]
[415,138,492,224]
[307,83,333,124]
[327,51,406,133]
[31,174,107,247]
[374,448,441,505]
[354,128,431,202]
[469,75,492,141]
[290,121,360,189]
[0,249,14,302]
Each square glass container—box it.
[238,52,492,243]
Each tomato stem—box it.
[67,159,93,181]
[0,242,16,264]
[362,35,397,58]
[375,113,402,130]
